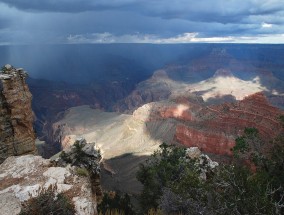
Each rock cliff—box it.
[0,65,36,163]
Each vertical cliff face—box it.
[0,65,35,163]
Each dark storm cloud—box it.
[2,0,284,23]
[0,0,284,44]
[0,18,10,29]
[140,0,284,24]
[0,0,136,12]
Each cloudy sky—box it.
[0,0,284,44]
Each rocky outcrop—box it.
[0,65,35,164]
[185,147,219,180]
[0,138,102,215]
[0,154,98,215]
[55,138,103,201]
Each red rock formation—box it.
[176,125,235,155]
[149,92,284,156]
[0,65,36,163]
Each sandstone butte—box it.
[0,64,36,164]
[146,92,284,156]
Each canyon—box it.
[24,46,284,194]
[51,92,283,194]
[0,45,284,213]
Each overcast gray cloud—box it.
[0,0,284,44]
[0,0,138,12]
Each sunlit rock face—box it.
[113,66,283,113]
[0,154,98,215]
[0,65,36,164]
[114,48,284,113]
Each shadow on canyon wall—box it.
[100,153,149,195]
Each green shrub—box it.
[232,127,263,160]
[98,209,125,215]
[20,189,75,215]
[137,136,284,214]
[98,192,135,215]
[136,143,198,213]
[279,115,284,127]
[1,66,8,72]
[59,151,72,163]
[76,167,89,177]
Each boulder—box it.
[185,147,201,159]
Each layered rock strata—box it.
[0,65,36,163]
[146,92,284,156]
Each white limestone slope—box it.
[190,72,268,101]
[53,105,162,159]
[122,68,284,108]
